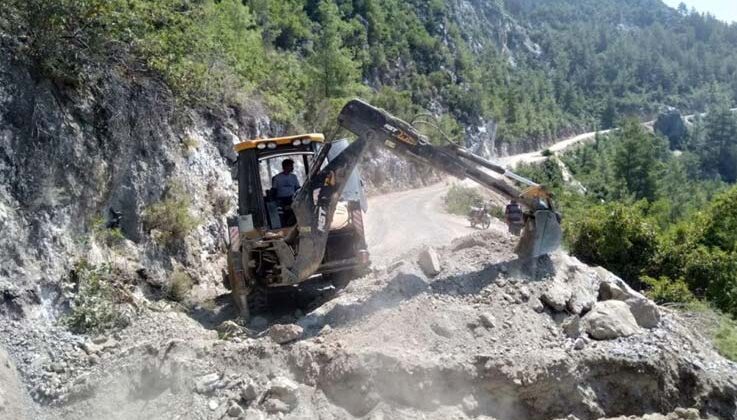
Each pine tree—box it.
[703,107,737,182]
[308,0,360,99]
[600,96,617,130]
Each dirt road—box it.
[364,126,605,262]
[365,182,488,265]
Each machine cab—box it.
[229,133,369,287]
[233,134,325,233]
[232,133,367,237]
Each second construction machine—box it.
[226,99,562,318]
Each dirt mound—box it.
[5,230,737,419]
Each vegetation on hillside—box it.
[3,0,737,145]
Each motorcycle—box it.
[468,203,492,229]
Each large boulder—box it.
[582,301,640,340]
[269,324,303,344]
[597,277,661,329]
[626,297,661,329]
[417,247,442,277]
[541,281,571,312]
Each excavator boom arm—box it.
[285,99,562,283]
[337,99,553,211]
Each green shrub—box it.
[565,201,657,286]
[167,269,194,302]
[541,148,554,157]
[64,260,121,334]
[642,275,695,304]
[143,184,200,248]
[90,215,126,247]
[444,185,483,216]
[489,205,505,220]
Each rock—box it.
[598,281,630,301]
[598,277,661,329]
[269,324,303,344]
[263,398,290,414]
[417,247,441,277]
[561,315,581,338]
[385,269,429,298]
[91,335,108,345]
[267,377,299,409]
[196,373,223,395]
[626,297,661,329]
[87,355,100,366]
[582,301,640,340]
[240,380,259,401]
[654,107,687,149]
[208,399,219,411]
[566,291,595,315]
[672,407,700,419]
[451,236,487,251]
[430,322,453,338]
[541,282,571,312]
[318,325,333,336]
[50,362,65,373]
[531,298,545,313]
[573,337,586,350]
[80,342,101,355]
[518,287,531,302]
[244,408,266,420]
[227,402,244,417]
[479,313,497,329]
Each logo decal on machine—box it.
[383,123,416,145]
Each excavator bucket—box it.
[515,210,563,259]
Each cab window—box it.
[259,154,308,195]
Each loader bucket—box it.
[515,210,562,258]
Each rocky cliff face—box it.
[0,46,279,319]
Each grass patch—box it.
[679,301,737,362]
[182,136,199,156]
[167,269,194,302]
[63,260,122,334]
[143,183,200,249]
[444,185,483,216]
[715,316,737,361]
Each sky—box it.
[662,0,737,23]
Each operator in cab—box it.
[272,159,300,225]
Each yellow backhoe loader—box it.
[225,99,562,319]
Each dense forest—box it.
[3,0,737,146]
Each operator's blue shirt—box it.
[272,172,300,199]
